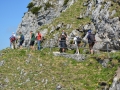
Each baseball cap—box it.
[88,29,91,33]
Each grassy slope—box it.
[39,0,90,38]
[0,48,119,90]
[1,0,120,90]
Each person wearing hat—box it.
[10,32,16,49]
[12,32,15,36]
[87,29,95,54]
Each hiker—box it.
[30,31,35,50]
[36,31,42,50]
[73,35,81,54]
[59,30,67,53]
[19,32,24,49]
[87,29,96,54]
[9,32,16,49]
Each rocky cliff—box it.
[16,0,77,42]
[16,0,120,51]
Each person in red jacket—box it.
[36,31,42,50]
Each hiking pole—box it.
[76,44,79,55]
[50,39,52,52]
[106,42,110,58]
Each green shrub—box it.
[27,2,34,10]
[63,0,69,6]
[44,2,54,10]
[31,6,42,15]
[111,59,118,66]
[111,52,120,61]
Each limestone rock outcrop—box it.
[16,0,77,45]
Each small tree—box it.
[44,2,54,10]
[27,2,34,10]
[31,6,42,15]
[63,0,69,6]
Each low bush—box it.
[27,2,34,10]
[44,2,54,10]
[31,6,42,15]
[63,0,69,6]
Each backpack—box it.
[88,34,95,43]
[77,37,81,44]
[10,36,16,42]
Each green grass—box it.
[109,0,120,17]
[0,48,119,90]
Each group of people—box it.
[59,29,95,54]
[10,29,95,54]
[9,31,42,50]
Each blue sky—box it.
[0,0,30,50]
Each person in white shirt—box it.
[73,36,77,45]
[73,36,80,54]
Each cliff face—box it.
[42,0,120,51]
[88,0,120,50]
[16,0,120,51]
[16,0,77,41]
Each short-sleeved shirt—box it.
[31,33,35,41]
[20,34,24,41]
[36,33,42,40]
